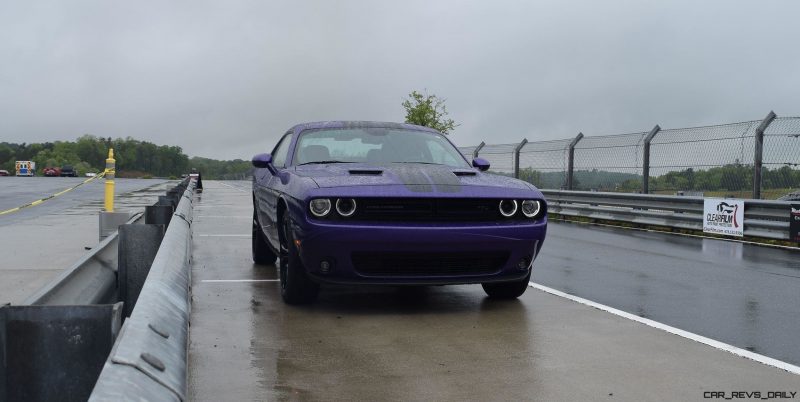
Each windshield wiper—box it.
[392,161,445,165]
[297,160,354,166]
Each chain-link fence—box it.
[573,131,648,192]
[457,112,800,200]
[763,117,800,199]
[518,139,572,189]
[649,121,758,198]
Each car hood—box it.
[293,163,534,193]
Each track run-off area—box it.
[0,177,171,305]
[188,181,799,401]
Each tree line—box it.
[0,135,252,179]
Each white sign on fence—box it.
[703,198,745,237]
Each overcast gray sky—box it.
[1,1,798,160]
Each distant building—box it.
[675,190,704,197]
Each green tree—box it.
[518,167,542,187]
[402,90,458,134]
[0,144,15,172]
[619,178,642,192]
[0,144,13,162]
[75,135,107,168]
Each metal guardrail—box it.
[90,181,195,402]
[2,178,192,402]
[542,190,794,240]
[23,213,141,306]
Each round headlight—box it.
[309,198,331,217]
[335,198,357,217]
[521,200,541,218]
[499,200,518,217]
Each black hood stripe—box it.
[392,165,434,192]
[422,168,462,193]
[385,165,464,193]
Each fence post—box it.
[642,125,661,194]
[753,111,776,199]
[513,139,528,178]
[472,142,485,159]
[567,133,584,190]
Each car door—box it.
[254,132,293,249]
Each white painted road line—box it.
[529,282,800,376]
[196,234,250,237]
[201,279,280,283]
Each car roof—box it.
[288,121,442,135]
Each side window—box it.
[271,134,292,168]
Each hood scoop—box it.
[348,169,384,176]
[452,170,477,176]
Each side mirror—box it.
[252,153,273,169]
[472,157,490,172]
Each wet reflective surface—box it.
[0,177,169,226]
[535,222,800,365]
[0,178,171,304]
[189,181,799,401]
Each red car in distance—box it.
[42,167,61,176]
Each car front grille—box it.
[351,251,509,277]
[353,198,516,222]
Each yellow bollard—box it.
[104,149,115,212]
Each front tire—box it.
[279,213,319,304]
[252,210,277,265]
[482,274,530,299]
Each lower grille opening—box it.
[352,251,509,277]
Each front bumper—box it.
[292,217,547,285]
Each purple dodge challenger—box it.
[252,121,547,304]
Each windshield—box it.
[293,128,469,168]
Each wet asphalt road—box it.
[0,177,171,304]
[0,176,169,226]
[534,222,800,365]
[189,181,799,401]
